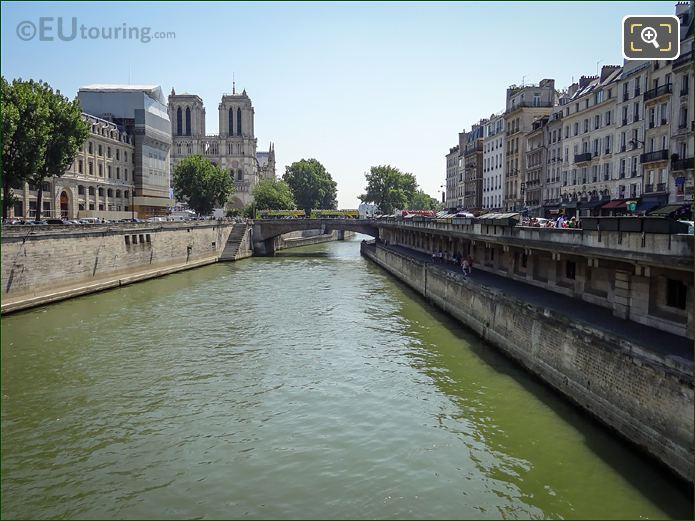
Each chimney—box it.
[567,82,579,97]
[600,65,621,82]
[578,75,597,89]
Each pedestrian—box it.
[461,258,469,278]
[467,255,474,275]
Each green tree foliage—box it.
[31,84,89,219]
[409,189,443,211]
[359,165,417,214]
[173,155,234,216]
[282,159,337,214]
[252,179,295,210]
[0,77,56,218]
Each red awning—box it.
[601,199,628,209]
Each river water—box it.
[1,237,691,519]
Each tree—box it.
[282,159,337,214]
[1,78,50,219]
[359,165,417,214]
[252,179,295,210]
[31,83,89,219]
[409,189,443,211]
[173,155,234,216]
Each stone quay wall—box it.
[1,222,236,313]
[361,241,694,483]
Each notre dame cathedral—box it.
[168,85,276,209]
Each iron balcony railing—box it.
[643,83,672,101]
[640,149,669,163]
[574,152,592,163]
[672,157,694,171]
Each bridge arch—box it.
[251,219,379,255]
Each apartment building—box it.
[542,103,566,217]
[463,122,485,210]
[524,115,548,214]
[482,113,505,211]
[559,66,622,217]
[669,2,694,206]
[445,145,460,209]
[503,79,556,211]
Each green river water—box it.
[1,237,692,519]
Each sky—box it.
[1,0,678,208]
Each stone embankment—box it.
[361,240,694,484]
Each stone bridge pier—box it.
[251,219,379,256]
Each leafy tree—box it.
[282,159,337,214]
[252,179,295,210]
[173,155,234,216]
[359,165,417,214]
[31,84,89,219]
[2,78,49,219]
[409,189,443,211]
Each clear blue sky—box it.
[1,1,677,208]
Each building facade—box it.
[463,122,485,210]
[542,104,566,216]
[558,67,622,217]
[168,87,276,210]
[482,114,505,211]
[11,114,136,220]
[503,79,557,211]
[445,145,459,209]
[77,85,172,218]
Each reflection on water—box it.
[1,237,692,519]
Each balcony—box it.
[643,83,672,102]
[672,157,694,171]
[574,152,592,163]
[672,51,693,70]
[639,149,669,164]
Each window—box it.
[98,187,104,196]
[185,107,191,136]
[107,189,113,197]
[633,101,640,122]
[88,186,95,195]
[565,260,576,280]
[681,74,689,95]
[116,167,120,179]
[98,164,103,177]
[78,185,85,195]
[89,203,95,210]
[594,115,600,129]
[237,108,242,136]
[228,108,234,135]
[116,190,121,198]
[107,147,111,158]
[666,279,687,309]
[88,141,93,154]
[176,107,183,136]
[116,149,120,160]
[98,144,102,156]
[124,168,128,181]
[78,160,83,174]
[107,166,112,178]
[124,190,129,199]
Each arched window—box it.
[115,190,121,198]
[176,107,182,136]
[228,108,234,137]
[237,169,243,181]
[124,191,129,199]
[78,185,85,195]
[236,108,242,136]
[107,189,113,197]
[185,107,191,136]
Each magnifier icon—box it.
[641,26,660,48]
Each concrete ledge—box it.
[1,256,218,315]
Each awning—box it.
[579,199,608,209]
[649,203,690,217]
[601,199,629,209]
[636,200,662,214]
[561,201,578,208]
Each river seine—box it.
[1,237,691,519]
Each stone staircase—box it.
[220,223,252,261]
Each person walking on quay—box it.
[461,257,469,279]
[467,255,474,276]
[555,214,566,228]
